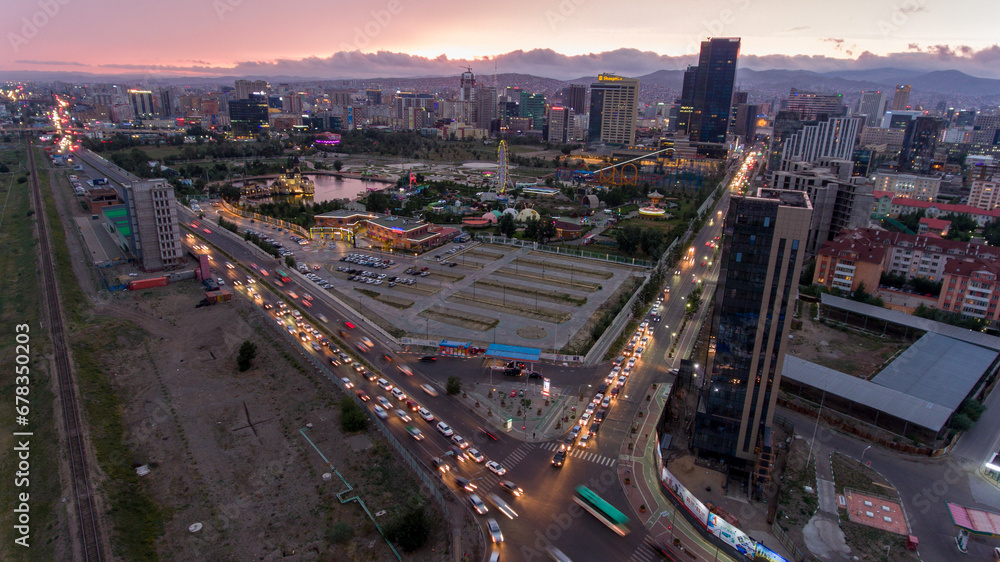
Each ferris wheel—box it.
[496,140,510,195]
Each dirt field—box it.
[84,283,454,561]
[787,312,910,379]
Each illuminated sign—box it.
[542,378,551,397]
[599,75,623,82]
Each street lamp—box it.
[861,445,872,465]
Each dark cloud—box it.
[81,45,1000,80]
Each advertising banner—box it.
[660,467,710,525]
[542,378,551,397]
[707,513,756,558]
[753,541,789,562]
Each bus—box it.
[274,269,291,283]
[573,486,630,536]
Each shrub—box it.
[446,376,462,396]
[236,340,257,371]
[340,397,368,432]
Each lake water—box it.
[236,174,392,203]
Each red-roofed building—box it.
[918,217,951,236]
[887,198,1000,227]
[813,237,887,292]
[938,259,1000,320]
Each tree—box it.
[365,191,392,213]
[910,276,942,297]
[498,213,516,237]
[446,376,462,396]
[640,229,664,258]
[340,397,368,432]
[385,499,432,552]
[538,216,557,244]
[236,341,257,371]
[523,216,539,240]
[799,261,816,286]
[284,255,296,268]
[615,225,643,255]
[333,159,343,171]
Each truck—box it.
[92,177,109,185]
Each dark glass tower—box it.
[688,38,741,144]
[694,189,811,464]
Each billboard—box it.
[707,513,756,557]
[661,467,710,525]
[542,378,551,397]
[753,542,789,562]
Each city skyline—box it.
[3,0,1000,79]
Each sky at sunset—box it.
[3,0,1000,79]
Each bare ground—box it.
[786,312,909,379]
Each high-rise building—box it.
[235,79,269,100]
[779,116,861,165]
[566,84,587,114]
[366,88,383,106]
[730,91,748,132]
[733,103,759,142]
[587,74,639,145]
[899,116,944,173]
[519,91,546,130]
[694,188,812,464]
[857,90,887,127]
[158,88,173,118]
[785,89,846,121]
[228,98,270,137]
[890,85,912,111]
[687,38,741,144]
[460,68,476,102]
[767,111,803,171]
[474,86,497,132]
[675,65,698,134]
[128,89,155,120]
[547,106,575,143]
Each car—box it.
[527,371,543,379]
[451,434,469,449]
[405,399,419,412]
[225,262,235,269]
[352,362,364,373]
[436,422,454,436]
[302,293,313,300]
[486,461,506,476]
[602,396,611,408]
[585,403,596,414]
[448,447,468,463]
[593,393,604,404]
[344,321,356,329]
[510,390,517,398]
[578,434,592,448]
[395,409,411,422]
[377,396,391,409]
[259,269,268,276]
[250,263,259,270]
[247,277,255,284]
[373,405,388,419]
[479,427,500,441]
[391,388,406,401]
[287,291,299,299]
[468,448,485,463]
[421,384,439,397]
[301,299,312,307]
[341,377,354,389]
[233,279,242,287]
[355,389,369,401]
[469,494,488,515]
[487,518,503,543]
[418,407,434,422]
[580,412,591,424]
[406,426,424,440]
[398,365,414,376]
[552,450,566,467]
[431,457,451,473]
[377,378,392,391]
[499,480,523,497]
[562,434,576,451]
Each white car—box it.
[578,434,592,448]
[468,448,485,463]
[341,377,354,389]
[391,388,406,401]
[377,396,391,409]
[452,434,469,449]
[436,422,454,436]
[580,412,591,424]
[469,494,488,515]
[487,518,503,543]
[485,461,506,476]
[602,396,611,408]
[373,405,388,419]
[395,409,411,422]
[418,407,434,422]
[618,375,627,385]
[377,378,392,391]
[585,403,596,414]
[225,262,235,269]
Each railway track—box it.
[27,142,103,561]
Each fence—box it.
[772,521,809,561]
[477,235,656,268]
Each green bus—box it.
[573,486,630,536]
[274,269,291,283]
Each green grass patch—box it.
[74,325,165,561]
[0,143,65,562]
[37,156,88,325]
[831,452,895,498]
[615,217,679,237]
[354,288,380,299]
[839,519,918,561]
[776,458,818,529]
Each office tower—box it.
[474,85,497,131]
[899,116,944,173]
[235,79,269,100]
[891,85,912,111]
[955,110,976,128]
[694,188,812,464]
[566,84,587,114]
[785,89,846,121]
[128,89,155,120]
[675,66,698,134]
[767,111,803,171]
[733,103,759,142]
[158,88,172,117]
[460,67,476,102]
[587,73,639,145]
[857,90,887,127]
[730,91,748,132]
[547,106,575,143]
[779,116,861,165]
[228,98,270,137]
[286,94,303,114]
[519,92,546,130]
[686,38,741,144]
[130,179,183,271]
[366,88,383,106]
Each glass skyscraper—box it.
[684,38,741,144]
[694,189,811,464]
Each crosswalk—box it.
[540,442,617,467]
[628,538,661,562]
[502,442,534,467]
